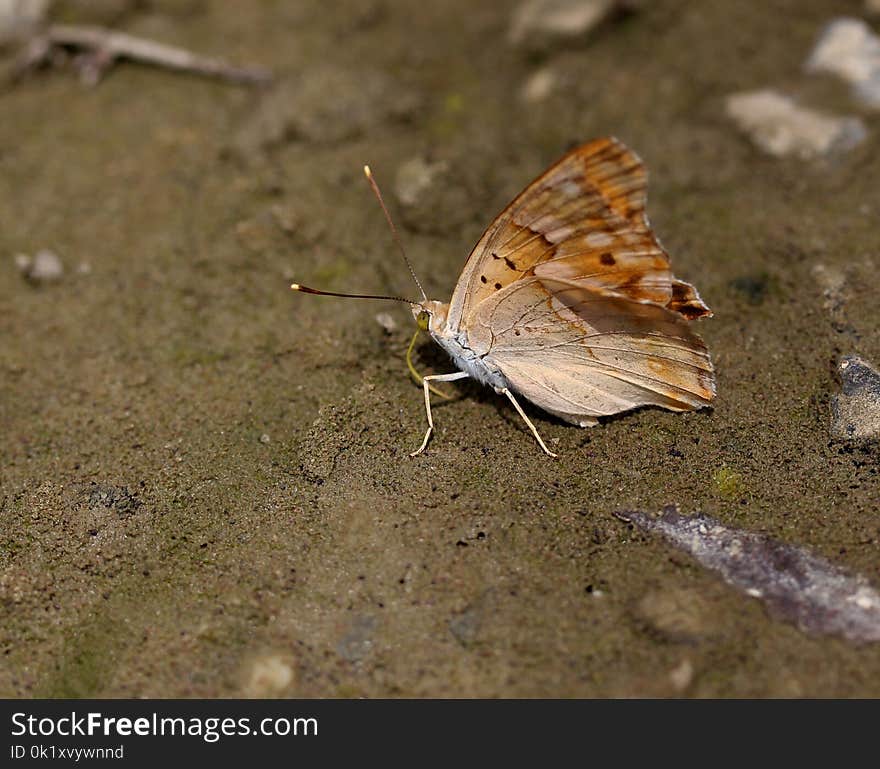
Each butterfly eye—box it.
[417,311,430,331]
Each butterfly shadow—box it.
[491,391,712,447]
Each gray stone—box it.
[831,356,880,441]
[621,508,880,643]
[336,614,378,662]
[449,605,482,646]
[806,17,880,109]
[393,156,449,208]
[509,0,617,50]
[726,89,866,159]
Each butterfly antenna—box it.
[290,283,417,304]
[363,165,428,302]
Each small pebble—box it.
[242,653,295,697]
[374,312,397,334]
[508,0,618,50]
[15,249,64,283]
[806,17,880,108]
[259,433,271,444]
[336,614,378,662]
[726,89,866,158]
[449,605,482,647]
[668,659,694,693]
[393,156,449,208]
[831,355,880,441]
[520,66,559,103]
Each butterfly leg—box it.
[411,371,469,457]
[499,387,558,458]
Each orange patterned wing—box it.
[446,137,711,334]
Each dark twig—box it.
[10,23,273,86]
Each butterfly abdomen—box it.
[429,327,509,392]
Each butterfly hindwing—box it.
[467,277,715,425]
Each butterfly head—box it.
[412,300,448,334]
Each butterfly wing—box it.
[467,277,715,425]
[446,137,711,334]
[444,137,715,423]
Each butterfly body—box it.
[416,302,510,391]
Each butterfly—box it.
[292,137,715,457]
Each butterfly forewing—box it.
[447,137,707,333]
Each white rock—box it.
[242,653,295,698]
[509,0,616,48]
[374,312,397,334]
[393,156,448,208]
[668,659,694,693]
[520,66,559,103]
[805,17,880,108]
[16,248,64,282]
[725,89,866,159]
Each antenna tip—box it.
[363,165,372,179]
[290,283,301,290]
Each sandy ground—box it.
[1,0,879,697]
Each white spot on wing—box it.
[585,231,614,248]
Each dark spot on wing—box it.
[600,252,615,266]
[494,282,502,290]
[669,279,712,320]
[504,256,517,270]
[491,252,500,259]
[676,304,708,320]
[480,275,487,284]
[514,329,521,336]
